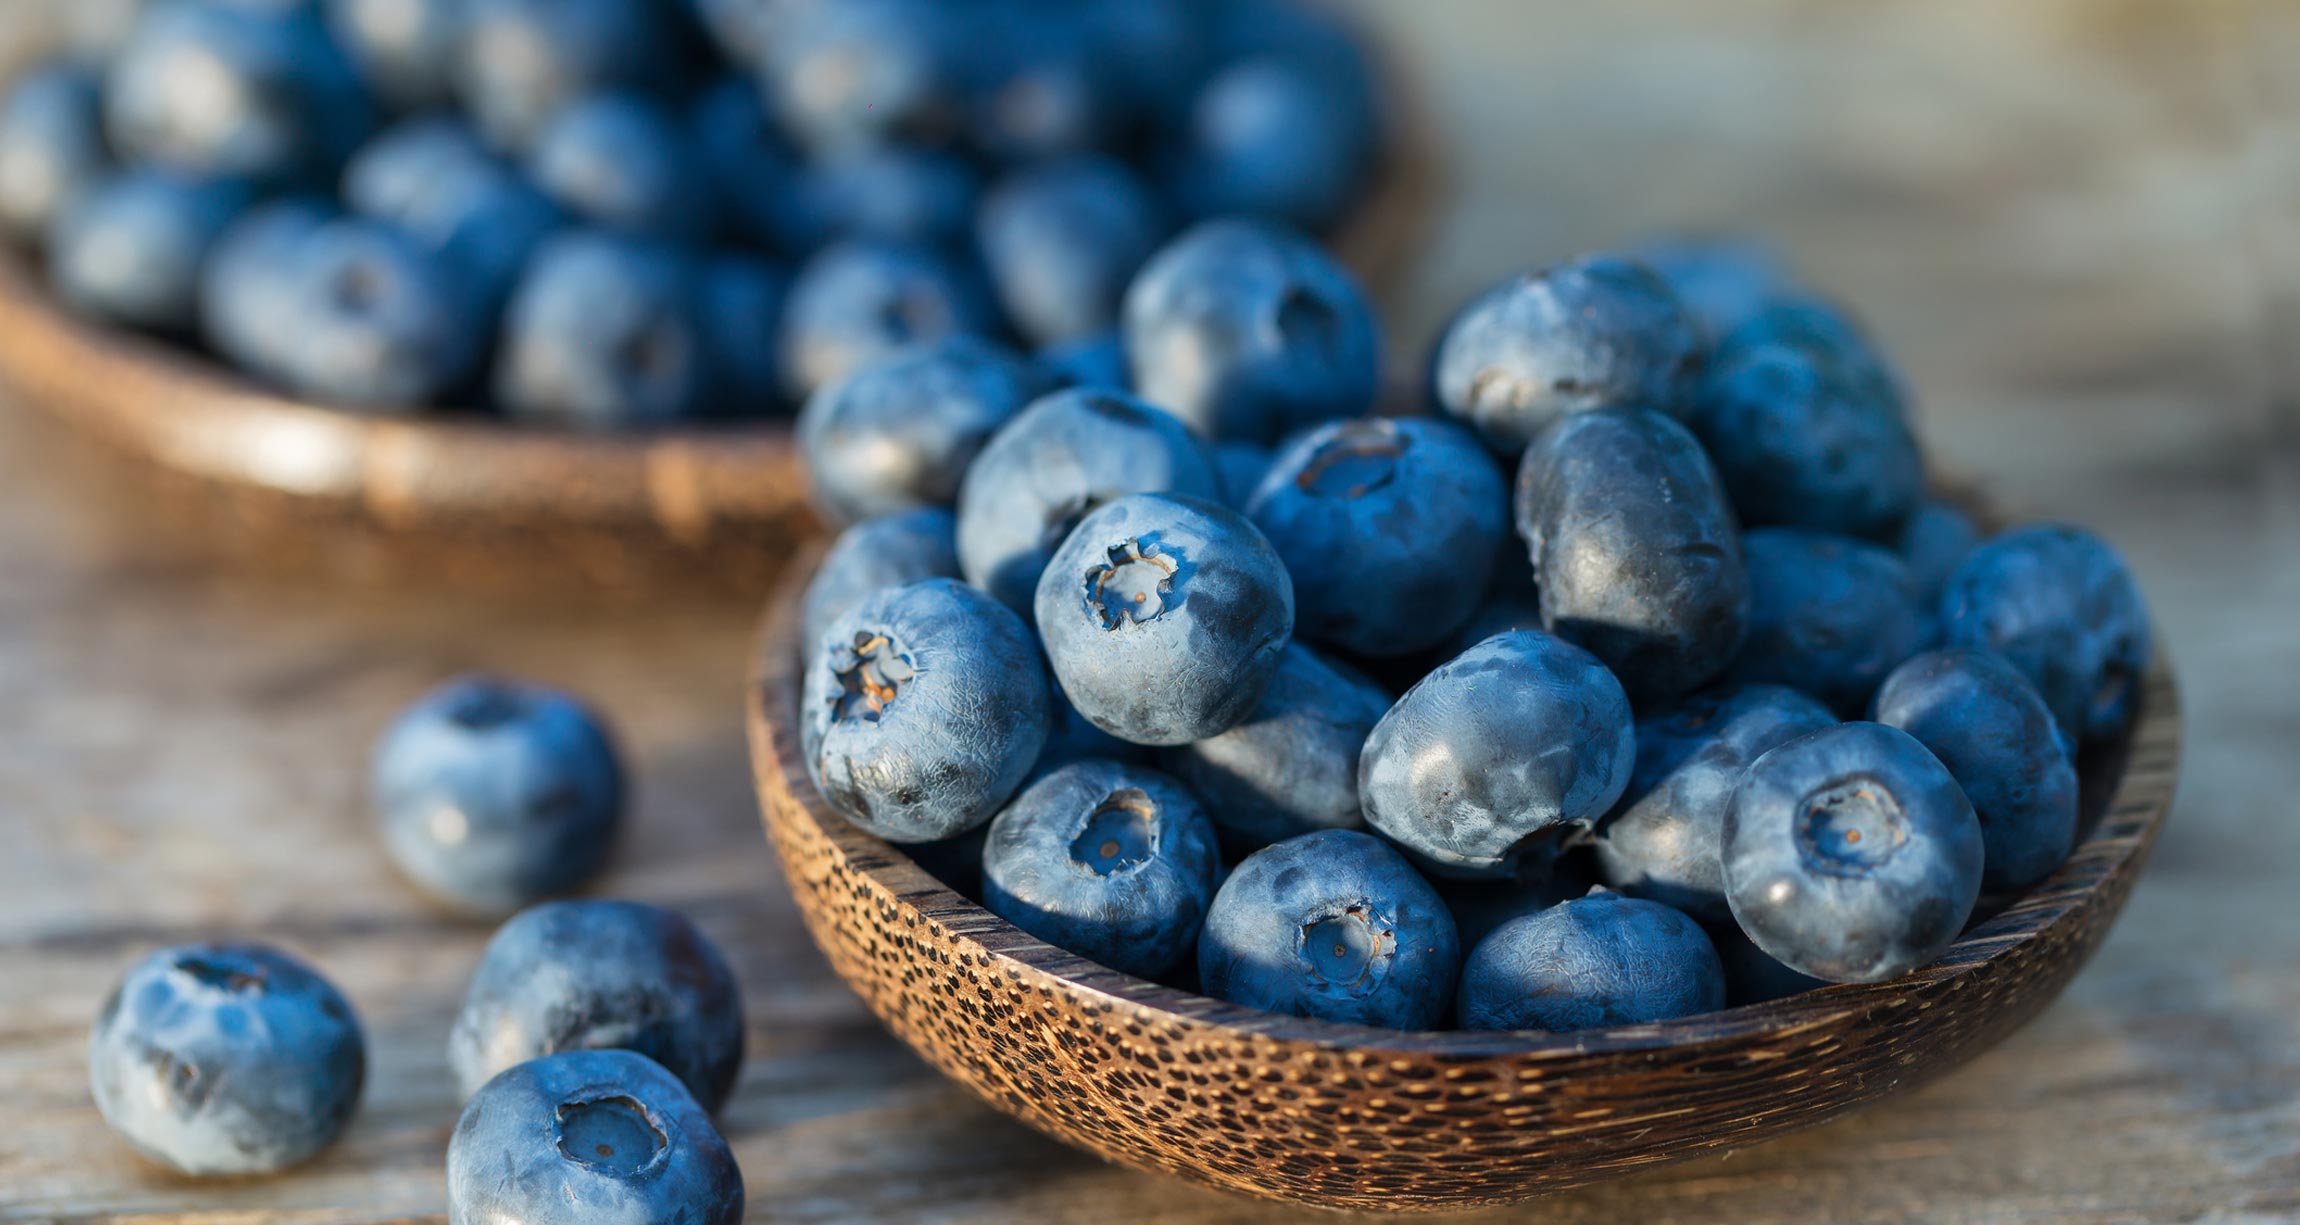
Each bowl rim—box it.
[748,539,2184,1060]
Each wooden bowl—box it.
[745,545,2182,1212]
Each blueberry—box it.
[1895,498,1981,608]
[1713,294,1909,418]
[1593,684,1836,924]
[1123,217,1381,444]
[1246,416,1509,657]
[1036,329,1130,392]
[1076,0,1212,131]
[1513,405,1750,702]
[89,942,364,1175]
[1723,721,1984,983]
[955,388,1221,613]
[371,675,624,916]
[1708,920,1828,1005]
[1628,234,1796,347]
[967,3,1120,160]
[801,144,981,247]
[762,0,966,152]
[1692,338,1922,539]
[201,196,333,379]
[447,1049,742,1225]
[1159,642,1386,851]
[105,1,373,185]
[341,117,560,314]
[529,92,716,243]
[48,169,250,333]
[1035,492,1295,746]
[800,508,962,656]
[1430,255,1703,455]
[688,77,816,254]
[1438,856,1597,951]
[449,901,745,1112]
[1725,528,1925,716]
[0,64,112,245]
[698,254,789,418]
[1167,55,1376,236]
[1211,440,1272,509]
[1360,630,1635,878]
[802,578,1051,841]
[1037,681,1154,772]
[1939,523,2152,742]
[453,0,675,151]
[798,337,1042,525]
[275,217,488,409]
[981,759,1222,978]
[1198,829,1460,1030]
[777,238,999,401]
[1457,890,1723,1031]
[497,231,711,427]
[979,155,1168,348]
[325,0,466,111]
[1874,648,2079,891]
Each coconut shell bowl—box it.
[746,538,2182,1213]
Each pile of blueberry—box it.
[89,676,749,1221]
[796,224,2155,1033]
[0,0,1384,425]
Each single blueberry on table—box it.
[1457,889,1724,1031]
[1361,629,1636,879]
[447,1049,743,1225]
[762,0,967,153]
[1628,234,1796,347]
[955,388,1221,614]
[801,578,1050,841]
[1691,338,1922,539]
[0,64,112,245]
[1874,648,2079,891]
[449,900,746,1113]
[1123,217,1381,444]
[1166,55,1376,237]
[1246,416,1509,658]
[1159,641,1389,852]
[371,675,624,916]
[1200,829,1460,1029]
[1514,405,1750,702]
[688,77,817,255]
[1939,523,2152,743]
[777,238,998,402]
[48,169,250,333]
[981,759,1222,979]
[496,231,712,428]
[529,92,717,243]
[1430,255,1704,455]
[1723,721,1985,984]
[453,0,676,151]
[797,337,1043,525]
[1035,492,1296,747]
[800,508,962,659]
[1895,498,1982,609]
[801,144,981,248]
[1036,330,1130,393]
[275,217,488,410]
[979,154,1168,348]
[1725,528,1925,717]
[699,254,790,418]
[1593,683,1836,924]
[325,0,467,111]
[201,196,333,381]
[1712,293,1910,419]
[341,116,561,315]
[89,942,364,1176]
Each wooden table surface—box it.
[5,2,2299,1222]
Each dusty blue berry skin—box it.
[1199,829,1460,1030]
[798,338,1042,525]
[1038,681,1154,772]
[1593,684,1836,924]
[453,0,675,151]
[341,117,560,314]
[1628,234,1795,347]
[201,196,333,380]
[980,155,1168,347]
[1212,441,1273,509]
[761,0,967,153]
[325,0,465,111]
[1037,330,1130,392]
[981,759,1222,979]
[1939,524,2152,743]
[449,901,745,1113]
[1874,649,2079,891]
[1430,255,1704,456]
[105,1,373,185]
[802,578,1051,842]
[447,1050,743,1225]
[497,231,711,427]
[1514,405,1750,702]
[801,144,980,248]
[966,4,1120,162]
[275,217,487,410]
[1247,416,1509,658]
[1723,722,1984,984]
[699,254,789,418]
[1123,217,1381,444]
[956,389,1221,614]
[1896,499,1982,608]
[801,509,961,656]
[1168,56,1375,236]
[1159,642,1388,852]
[777,238,998,401]
[1361,630,1636,879]
[89,943,365,1176]
[688,78,815,254]
[372,675,624,916]
[1692,340,1922,540]
[48,169,250,333]
[1035,492,1296,747]
[0,64,112,244]
[1725,528,1925,717]
[529,92,717,243]
[1458,890,1724,1032]
[1713,294,1909,418]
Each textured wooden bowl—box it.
[746,547,2182,1212]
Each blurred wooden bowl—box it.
[745,542,2180,1211]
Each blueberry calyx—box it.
[1068,789,1155,876]
[1301,903,1392,988]
[1295,423,1405,499]
[1796,778,1909,876]
[1085,537,1182,629]
[831,631,915,722]
[554,1094,667,1178]
[175,954,269,994]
